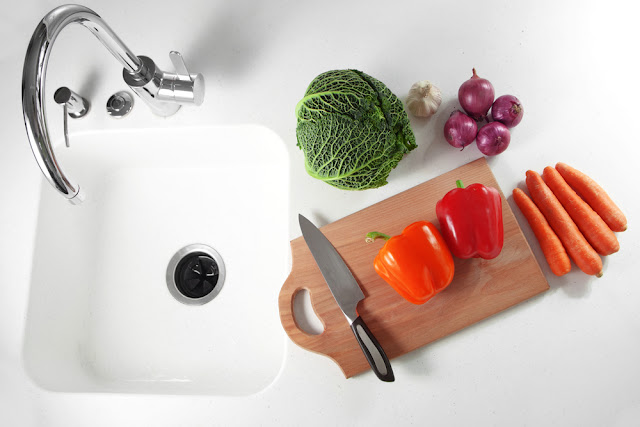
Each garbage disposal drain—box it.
[167,244,225,305]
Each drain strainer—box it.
[166,244,225,305]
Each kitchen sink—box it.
[23,125,290,395]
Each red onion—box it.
[476,122,510,156]
[491,95,523,128]
[458,68,495,120]
[444,111,477,150]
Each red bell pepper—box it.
[436,180,504,259]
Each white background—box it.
[1,0,639,425]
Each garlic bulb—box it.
[406,80,442,118]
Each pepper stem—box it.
[365,231,391,243]
[456,180,464,188]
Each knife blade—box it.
[298,214,394,382]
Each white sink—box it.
[23,125,290,395]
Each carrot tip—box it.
[596,271,603,278]
[622,225,628,232]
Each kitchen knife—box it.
[298,214,395,382]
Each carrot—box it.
[525,170,603,277]
[513,188,572,276]
[556,162,627,232]
[542,166,619,256]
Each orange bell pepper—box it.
[366,221,455,305]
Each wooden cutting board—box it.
[278,158,549,378]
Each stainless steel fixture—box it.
[166,244,226,306]
[54,87,90,119]
[22,5,205,204]
[54,87,90,148]
[106,91,134,118]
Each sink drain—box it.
[166,244,225,305]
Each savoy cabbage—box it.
[295,69,417,190]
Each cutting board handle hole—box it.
[293,289,324,335]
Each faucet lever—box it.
[54,87,90,148]
[157,51,205,106]
[169,51,190,78]
[54,87,90,118]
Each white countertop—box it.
[2,0,639,425]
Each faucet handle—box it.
[157,51,205,106]
[54,87,90,118]
[169,51,190,77]
[54,86,90,148]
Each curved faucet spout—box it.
[23,5,205,203]
[22,5,142,203]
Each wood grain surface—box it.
[278,158,549,378]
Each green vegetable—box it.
[295,70,416,190]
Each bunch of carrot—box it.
[513,163,627,277]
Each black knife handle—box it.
[350,316,395,382]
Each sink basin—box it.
[23,125,290,395]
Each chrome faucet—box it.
[22,4,204,204]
